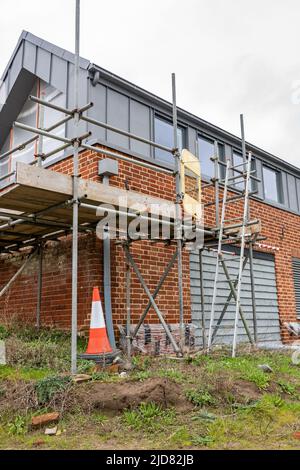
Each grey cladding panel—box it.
[297,179,300,212]
[36,48,51,83]
[190,249,281,346]
[50,55,68,94]
[187,127,197,155]
[107,89,129,148]
[9,43,23,93]
[287,174,298,211]
[23,41,36,74]
[88,83,106,140]
[255,159,264,199]
[129,99,150,157]
[66,64,89,138]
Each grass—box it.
[123,402,176,433]
[0,365,52,381]
[1,324,300,449]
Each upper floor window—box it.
[154,115,184,165]
[263,165,283,203]
[232,150,257,193]
[197,136,215,178]
[232,151,244,190]
[0,78,66,178]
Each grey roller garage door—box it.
[190,248,281,346]
[292,258,300,319]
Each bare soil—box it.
[74,378,190,412]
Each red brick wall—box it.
[0,146,299,343]
[0,147,190,337]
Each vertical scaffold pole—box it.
[37,86,45,168]
[172,73,184,352]
[199,249,207,349]
[36,243,43,329]
[71,0,80,375]
[240,114,257,344]
[214,141,220,228]
[125,245,131,359]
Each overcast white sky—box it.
[1,0,300,167]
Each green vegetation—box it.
[186,389,216,407]
[7,415,28,436]
[35,376,72,405]
[1,324,300,450]
[123,402,176,432]
[0,365,51,381]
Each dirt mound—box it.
[213,375,261,404]
[232,380,261,402]
[75,378,188,412]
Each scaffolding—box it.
[0,0,265,370]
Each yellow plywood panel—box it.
[180,149,202,221]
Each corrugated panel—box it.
[292,258,300,319]
[190,249,281,346]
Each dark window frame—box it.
[197,133,225,180]
[153,113,186,165]
[262,164,284,204]
[230,147,257,194]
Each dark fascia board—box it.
[89,63,300,179]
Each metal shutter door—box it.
[292,258,300,319]
[190,249,281,346]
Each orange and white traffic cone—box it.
[85,287,112,355]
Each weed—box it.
[7,415,27,436]
[158,369,185,383]
[132,371,151,382]
[277,380,297,396]
[35,375,71,405]
[132,356,152,371]
[91,371,111,382]
[123,402,175,432]
[91,413,108,426]
[186,389,216,407]
[191,411,217,422]
[189,355,210,367]
[0,325,9,340]
[168,426,192,447]
[191,435,214,447]
[77,360,93,374]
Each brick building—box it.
[0,32,299,348]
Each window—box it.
[232,151,257,193]
[40,81,66,163]
[263,165,282,203]
[154,115,184,165]
[197,136,215,177]
[0,78,67,175]
[232,151,245,190]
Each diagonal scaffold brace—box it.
[123,242,182,356]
